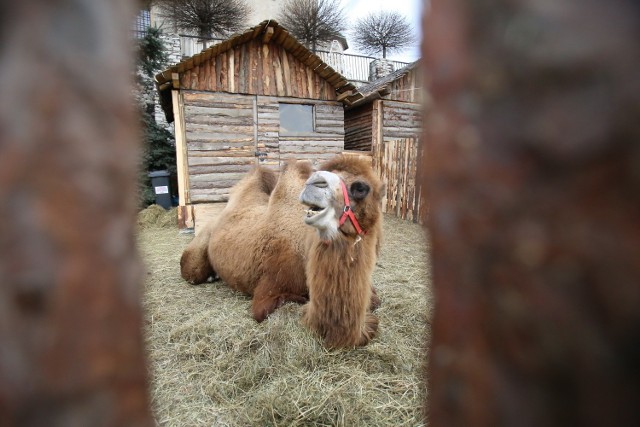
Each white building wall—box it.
[149,5,175,32]
[247,0,287,25]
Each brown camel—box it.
[180,154,384,347]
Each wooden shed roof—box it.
[344,60,421,108]
[155,20,356,96]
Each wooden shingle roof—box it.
[344,60,421,108]
[155,20,356,96]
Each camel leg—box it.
[180,223,215,284]
[310,309,379,348]
[354,313,379,347]
[251,277,308,322]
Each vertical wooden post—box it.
[253,96,259,165]
[0,1,152,425]
[172,89,193,229]
[371,99,383,171]
[422,0,640,425]
[371,99,386,212]
[173,90,189,205]
[228,50,235,93]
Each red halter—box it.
[338,180,365,236]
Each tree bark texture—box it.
[0,1,152,426]
[422,0,640,426]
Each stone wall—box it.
[160,32,182,65]
[134,31,180,132]
[155,33,181,128]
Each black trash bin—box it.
[148,170,172,209]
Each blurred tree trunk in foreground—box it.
[0,1,152,426]
[422,0,640,425]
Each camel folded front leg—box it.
[180,223,215,284]
[251,278,308,322]
[180,245,214,284]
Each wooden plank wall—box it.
[344,103,373,151]
[344,100,421,152]
[378,101,423,221]
[386,67,422,103]
[382,101,422,141]
[376,137,423,222]
[256,98,280,169]
[183,91,256,202]
[182,91,344,202]
[279,100,344,165]
[180,39,338,101]
[193,203,227,235]
[344,99,424,222]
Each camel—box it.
[180,154,384,347]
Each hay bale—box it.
[155,208,177,228]
[138,205,177,229]
[138,204,164,227]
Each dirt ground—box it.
[138,207,432,426]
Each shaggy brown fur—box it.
[181,161,312,321]
[301,155,384,348]
[180,155,383,347]
[180,167,277,286]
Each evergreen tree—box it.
[136,27,176,208]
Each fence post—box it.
[0,0,152,425]
[422,0,640,425]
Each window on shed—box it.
[279,103,314,135]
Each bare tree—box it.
[278,0,346,53]
[352,11,416,58]
[154,0,251,40]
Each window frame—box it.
[278,103,316,137]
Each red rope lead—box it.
[338,180,365,235]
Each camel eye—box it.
[350,181,370,201]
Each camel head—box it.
[299,155,383,241]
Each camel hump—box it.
[252,166,278,195]
[281,159,314,179]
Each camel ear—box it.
[350,181,370,201]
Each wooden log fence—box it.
[378,138,422,222]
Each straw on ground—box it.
[138,206,431,426]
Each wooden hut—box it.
[343,61,424,222]
[155,20,356,229]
